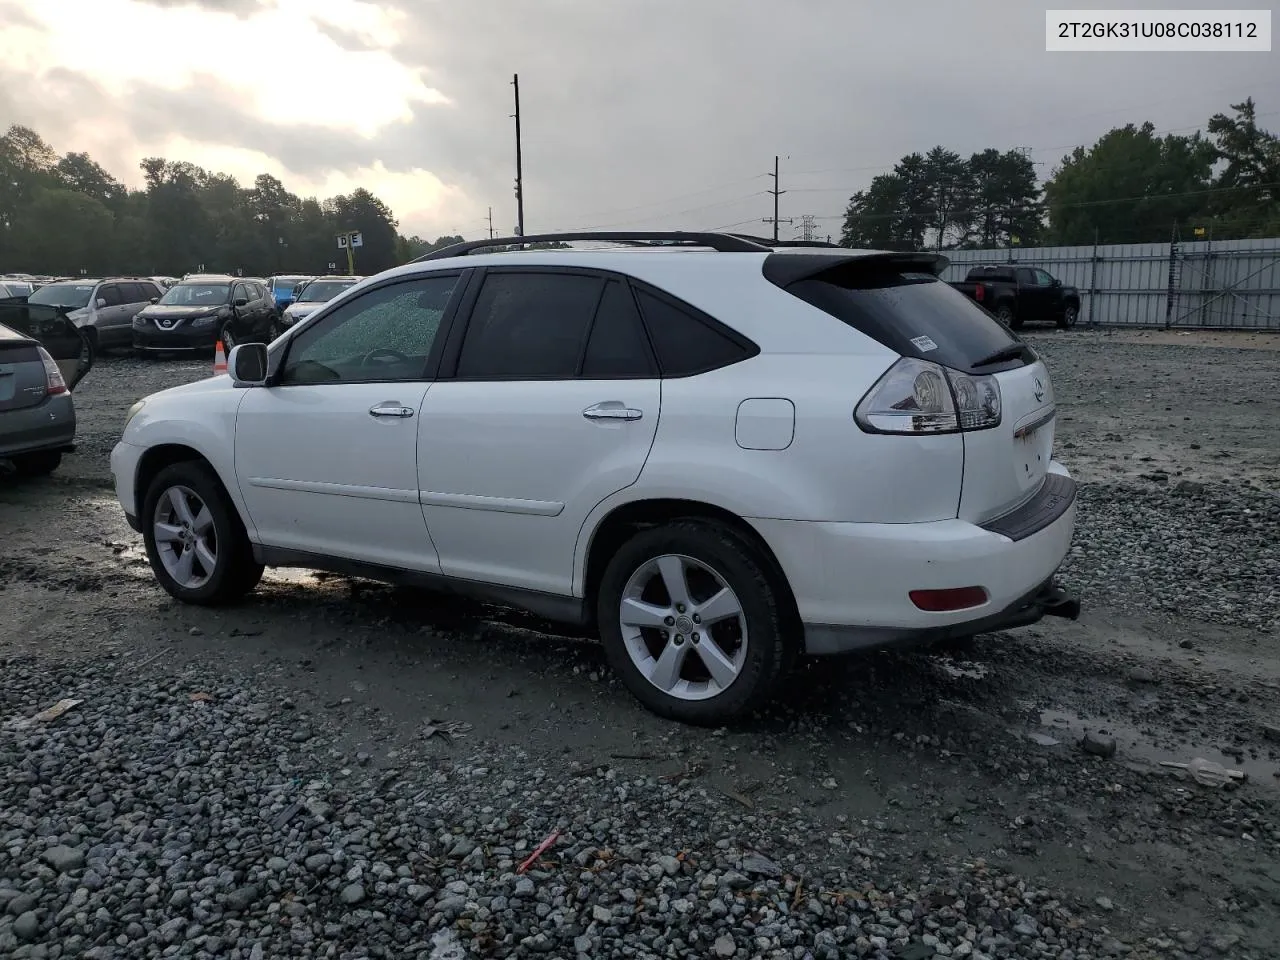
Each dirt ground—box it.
[2,328,1279,956]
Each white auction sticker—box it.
[910,335,939,353]
[1046,9,1271,51]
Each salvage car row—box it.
[1,272,361,478]
[20,273,362,354]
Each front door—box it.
[417,270,661,596]
[234,272,464,570]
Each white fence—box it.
[939,237,1280,330]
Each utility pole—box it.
[764,155,789,242]
[511,74,524,238]
[488,207,495,240]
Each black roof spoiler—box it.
[762,251,950,287]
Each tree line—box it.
[4,97,1277,275]
[0,126,466,278]
[840,98,1280,251]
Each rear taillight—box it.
[973,284,985,302]
[854,357,1001,435]
[37,346,67,396]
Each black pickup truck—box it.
[948,264,1080,330]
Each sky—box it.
[0,0,1276,242]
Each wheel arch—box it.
[578,497,801,639]
[133,443,241,528]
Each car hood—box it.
[138,304,226,320]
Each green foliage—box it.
[0,126,462,276]
[1044,123,1215,244]
[843,99,1277,250]
[841,148,1039,251]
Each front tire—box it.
[1058,304,1078,329]
[597,520,791,725]
[219,325,237,351]
[141,461,263,605]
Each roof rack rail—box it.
[725,233,840,249]
[413,231,773,262]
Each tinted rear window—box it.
[783,265,1023,372]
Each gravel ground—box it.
[2,332,1279,958]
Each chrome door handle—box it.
[583,402,643,422]
[369,403,415,418]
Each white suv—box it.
[110,232,1079,725]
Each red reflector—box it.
[909,586,988,612]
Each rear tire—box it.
[141,460,263,605]
[996,304,1022,330]
[597,519,791,725]
[14,451,61,476]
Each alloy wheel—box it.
[618,553,749,701]
[152,485,218,589]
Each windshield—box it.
[28,282,95,309]
[298,280,356,303]
[272,276,309,292]
[159,283,230,307]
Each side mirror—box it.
[228,342,269,386]
[233,297,248,308]
[96,298,107,308]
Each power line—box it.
[554,192,768,232]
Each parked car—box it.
[280,276,363,329]
[0,281,30,303]
[267,275,312,313]
[947,264,1080,329]
[132,275,280,353]
[1,305,95,476]
[27,278,163,350]
[111,231,1079,724]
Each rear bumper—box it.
[0,394,76,458]
[749,462,1079,655]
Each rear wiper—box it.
[970,343,1032,369]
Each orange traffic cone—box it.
[213,339,228,375]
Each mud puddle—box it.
[1030,705,1280,788]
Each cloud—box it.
[131,0,273,15]
[4,0,1279,242]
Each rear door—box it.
[416,269,661,595]
[0,307,92,389]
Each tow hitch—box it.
[1040,583,1081,621]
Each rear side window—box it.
[580,281,655,379]
[633,289,752,377]
[455,272,603,379]
[98,284,123,307]
[781,265,1021,372]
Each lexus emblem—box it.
[1034,377,1044,403]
